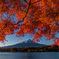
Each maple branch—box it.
[23,0,28,4]
[17,0,31,24]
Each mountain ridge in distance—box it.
[1,39,46,48]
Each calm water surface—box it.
[0,52,59,59]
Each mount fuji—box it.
[1,39,46,48]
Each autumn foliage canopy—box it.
[0,0,59,45]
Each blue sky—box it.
[0,34,55,47]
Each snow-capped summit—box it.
[25,39,32,43]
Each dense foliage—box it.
[0,0,59,45]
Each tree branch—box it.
[23,0,28,4]
[17,0,31,24]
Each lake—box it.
[0,52,59,59]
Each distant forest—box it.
[0,45,59,52]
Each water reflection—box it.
[0,52,59,59]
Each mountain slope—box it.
[1,39,46,48]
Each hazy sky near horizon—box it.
[0,33,56,47]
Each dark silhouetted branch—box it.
[17,0,31,24]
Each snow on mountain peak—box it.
[25,39,32,43]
